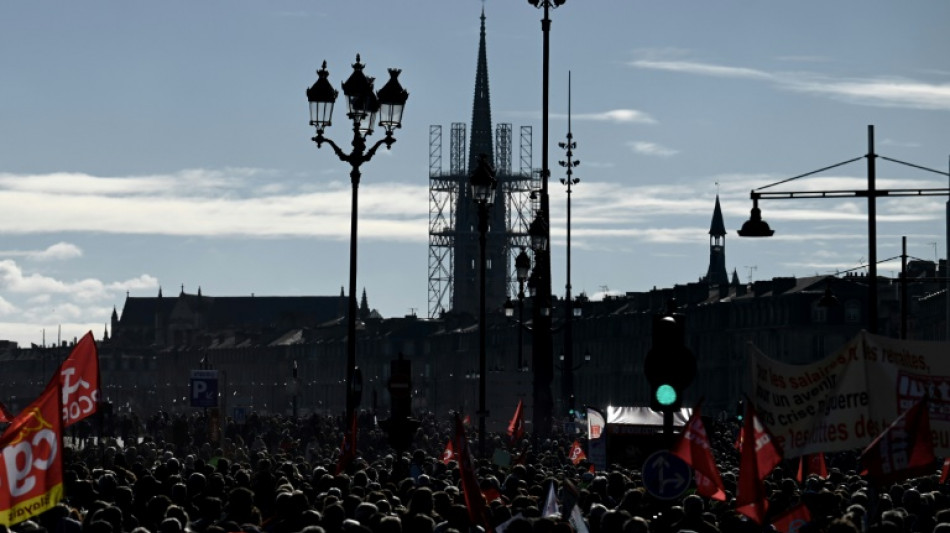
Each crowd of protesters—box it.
[7,408,950,533]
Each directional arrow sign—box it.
[642,449,691,500]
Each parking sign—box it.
[190,369,219,408]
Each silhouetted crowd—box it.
[8,409,950,533]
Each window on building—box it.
[811,303,827,323]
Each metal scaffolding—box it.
[428,123,536,318]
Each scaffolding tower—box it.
[428,123,536,318]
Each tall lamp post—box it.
[558,71,580,418]
[738,125,949,335]
[471,153,497,458]
[306,56,409,428]
[527,0,568,440]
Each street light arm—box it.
[755,187,950,200]
[363,133,397,163]
[754,156,864,192]
[312,133,348,161]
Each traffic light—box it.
[644,313,696,412]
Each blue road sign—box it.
[190,369,219,408]
[641,449,692,500]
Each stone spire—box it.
[468,7,494,173]
[705,194,729,286]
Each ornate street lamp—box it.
[527,0,568,441]
[470,153,497,458]
[515,249,532,371]
[306,55,408,432]
[559,71,581,418]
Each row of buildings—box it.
[1,203,946,433]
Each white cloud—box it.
[0,171,430,242]
[29,242,83,261]
[630,59,950,111]
[627,141,679,157]
[558,109,657,124]
[0,296,18,316]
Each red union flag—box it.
[860,398,935,485]
[507,400,525,445]
[47,332,99,426]
[771,503,811,533]
[452,414,490,532]
[442,439,456,465]
[569,440,587,465]
[736,400,783,524]
[671,404,727,501]
[0,383,64,526]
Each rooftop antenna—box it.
[743,265,757,283]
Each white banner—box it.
[749,331,950,457]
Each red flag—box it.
[452,414,491,533]
[796,452,828,483]
[442,439,456,465]
[0,401,13,423]
[463,414,472,427]
[568,440,587,465]
[507,400,525,445]
[940,458,950,484]
[671,404,727,501]
[771,503,811,533]
[736,400,783,524]
[0,381,64,525]
[47,332,99,426]
[334,411,358,475]
[859,398,935,485]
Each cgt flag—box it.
[452,414,492,533]
[442,439,456,465]
[568,440,587,465]
[860,398,935,486]
[334,411,358,475]
[671,403,727,501]
[507,400,525,446]
[0,382,64,526]
[771,503,811,533]
[46,331,99,426]
[736,399,783,524]
[796,452,828,483]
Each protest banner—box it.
[749,331,950,457]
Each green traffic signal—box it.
[655,384,677,406]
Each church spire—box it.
[709,194,726,237]
[468,7,494,173]
[705,194,729,286]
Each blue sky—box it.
[1,1,949,347]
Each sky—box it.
[1,1,949,347]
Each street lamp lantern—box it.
[504,297,515,318]
[737,196,774,237]
[341,55,379,137]
[470,153,498,205]
[516,248,531,283]
[376,68,409,134]
[529,214,548,252]
[307,61,338,132]
[471,152,496,458]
